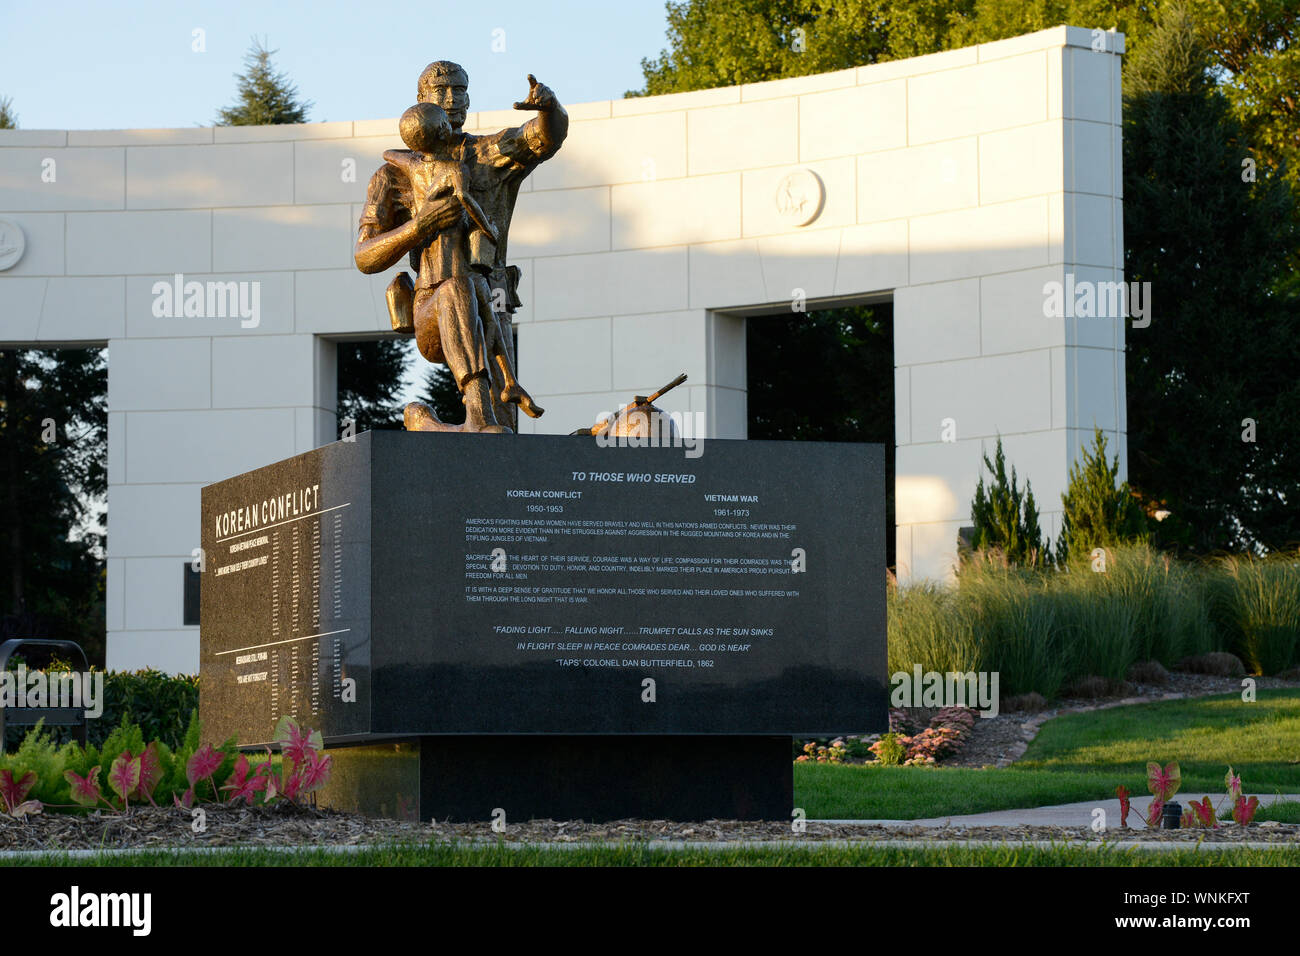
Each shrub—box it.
[1055,428,1149,564]
[796,739,847,764]
[1127,659,1171,684]
[969,437,1050,569]
[1,667,199,753]
[886,708,977,766]
[95,669,199,750]
[869,732,906,766]
[1061,675,1113,699]
[1175,651,1246,677]
[1002,691,1048,712]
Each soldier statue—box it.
[354,62,568,433]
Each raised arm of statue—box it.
[499,74,569,169]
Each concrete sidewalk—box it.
[823,793,1300,828]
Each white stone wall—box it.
[0,26,1126,673]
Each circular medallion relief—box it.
[774,169,824,227]
[0,218,26,271]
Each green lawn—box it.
[5,843,1300,867]
[1018,691,1300,791]
[796,690,1300,820]
[1256,801,1300,824]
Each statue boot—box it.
[460,371,512,434]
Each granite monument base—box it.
[200,431,887,822]
[318,735,793,822]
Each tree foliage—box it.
[637,0,1300,555]
[1056,428,1149,563]
[1122,4,1300,553]
[0,349,107,663]
[747,304,895,569]
[0,96,17,130]
[336,340,409,432]
[632,0,974,96]
[215,38,312,126]
[970,437,1049,568]
[421,363,465,426]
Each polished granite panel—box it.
[201,432,887,746]
[320,735,793,822]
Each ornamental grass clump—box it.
[1208,554,1300,675]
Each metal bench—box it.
[0,639,90,750]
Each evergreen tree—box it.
[746,304,895,569]
[1056,428,1149,563]
[336,340,409,432]
[213,38,410,434]
[422,363,465,426]
[0,96,16,129]
[215,38,312,126]
[970,437,1049,568]
[1122,4,1300,553]
[0,349,107,663]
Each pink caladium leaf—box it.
[1191,796,1217,828]
[1115,785,1131,828]
[174,788,195,809]
[1146,761,1181,801]
[1180,809,1194,828]
[0,769,37,813]
[298,750,332,794]
[186,743,223,788]
[108,753,141,809]
[135,742,164,805]
[1232,795,1259,826]
[1146,798,1165,827]
[274,716,323,779]
[279,771,302,803]
[1224,767,1242,802]
[64,767,104,808]
[220,754,269,807]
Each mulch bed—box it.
[2,805,1297,851]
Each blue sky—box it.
[0,0,671,130]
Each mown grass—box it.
[5,842,1300,866]
[1254,801,1300,824]
[795,691,1300,820]
[796,763,1110,819]
[889,545,1300,699]
[1017,690,1300,792]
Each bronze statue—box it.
[354,63,568,433]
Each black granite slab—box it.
[317,734,794,822]
[200,432,887,748]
